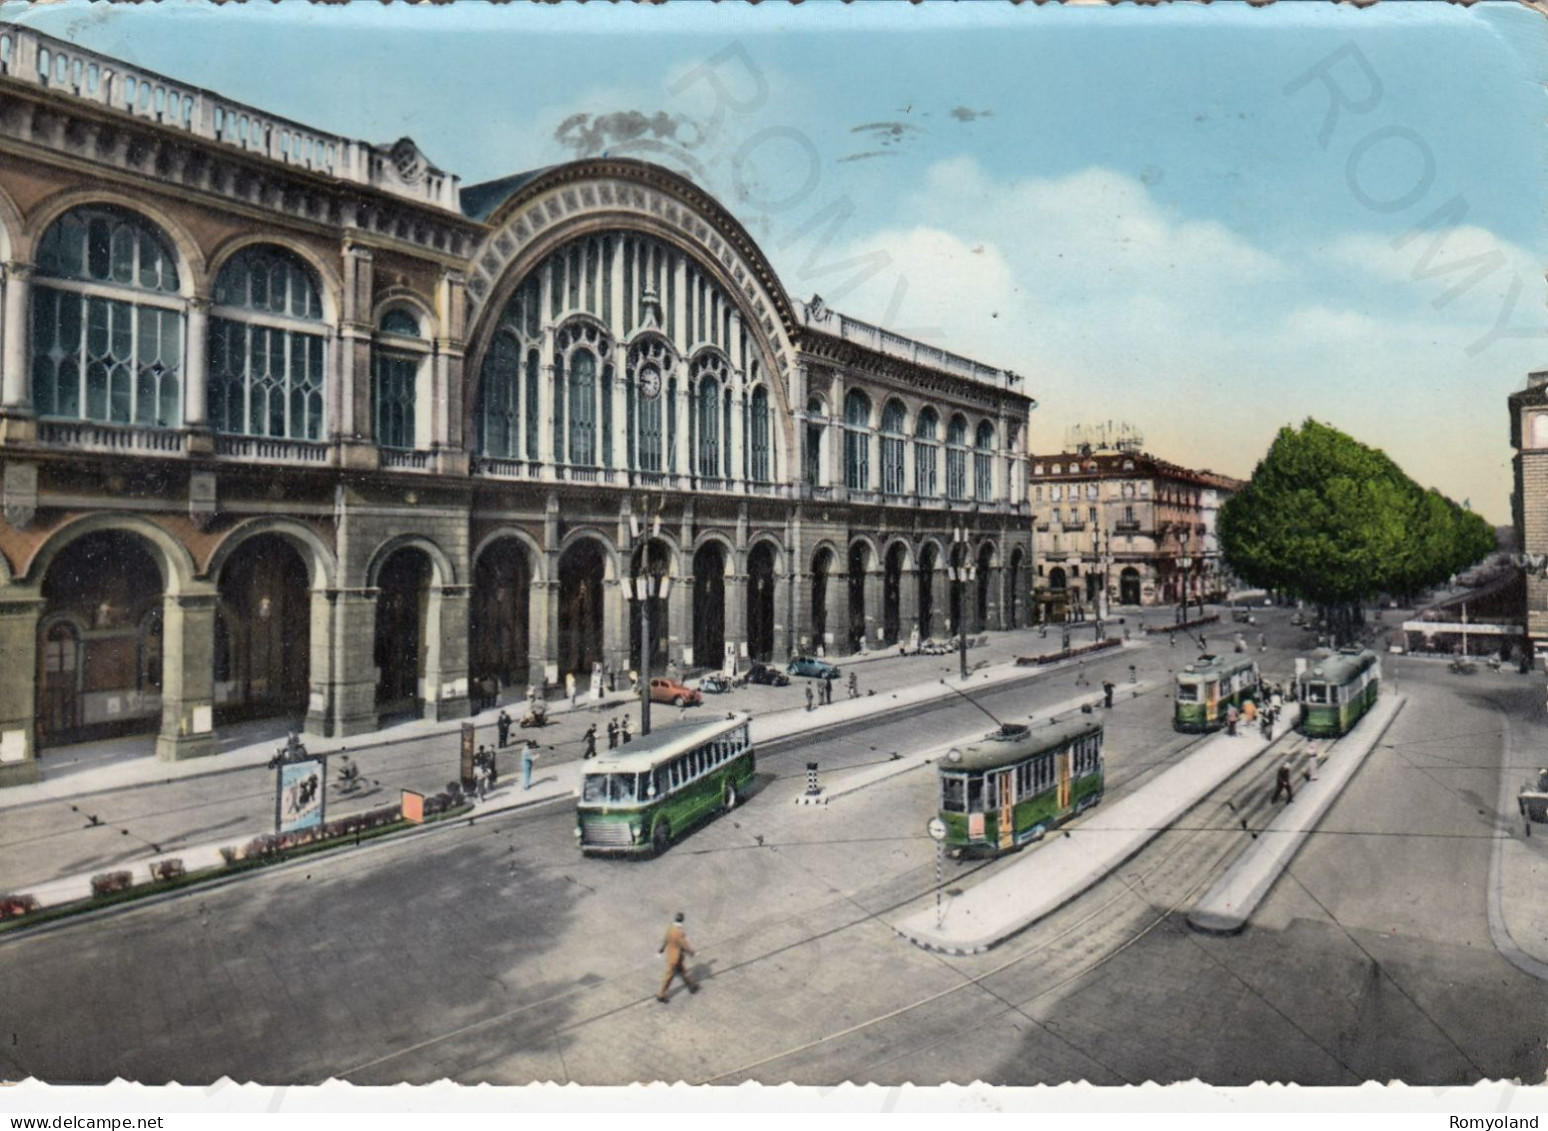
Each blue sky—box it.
[8,0,1545,521]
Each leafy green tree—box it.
[1219,420,1491,644]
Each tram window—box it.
[1016,762,1032,794]
[985,777,999,809]
[1176,684,1198,702]
[967,777,984,812]
[1305,683,1328,704]
[942,776,966,812]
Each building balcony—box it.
[378,448,433,472]
[36,419,186,458]
[214,433,330,465]
[1114,520,1141,533]
[471,456,540,479]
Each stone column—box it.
[725,572,747,670]
[667,578,690,670]
[1,263,34,439]
[863,568,882,651]
[610,341,628,474]
[303,586,334,738]
[538,328,557,473]
[603,577,628,680]
[0,590,42,787]
[434,270,469,476]
[672,255,687,342]
[730,377,746,489]
[900,568,919,642]
[529,577,555,692]
[330,587,381,738]
[773,564,792,661]
[837,567,856,656]
[669,365,688,483]
[156,585,219,762]
[609,238,626,337]
[425,584,470,721]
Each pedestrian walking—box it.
[1272,760,1294,803]
[847,671,859,699]
[657,911,699,1002]
[823,673,834,705]
[805,684,814,712]
[567,672,578,709]
[521,741,538,790]
[583,723,598,759]
[1103,680,1115,709]
[1306,742,1320,781]
[475,758,491,801]
[497,709,512,749]
[1226,705,1239,736]
[621,714,633,744]
[607,718,619,750]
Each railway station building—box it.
[1027,444,1241,619]
[0,26,1034,785]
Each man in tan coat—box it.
[657,911,699,1002]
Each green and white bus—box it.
[1173,653,1261,732]
[937,718,1104,857]
[1297,647,1380,737]
[576,712,755,857]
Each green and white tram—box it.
[1297,647,1380,737]
[1173,654,1261,732]
[576,713,754,857]
[937,718,1104,857]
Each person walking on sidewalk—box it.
[607,718,619,750]
[805,684,814,712]
[657,911,699,1003]
[1226,705,1239,736]
[583,724,598,759]
[1306,742,1320,781]
[1272,760,1294,804]
[566,672,578,709]
[822,672,834,706]
[522,741,539,790]
[847,671,859,699]
[497,709,512,749]
[621,714,633,744]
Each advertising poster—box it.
[276,759,326,837]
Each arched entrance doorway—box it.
[847,541,871,652]
[976,543,995,631]
[883,542,907,646]
[471,538,531,700]
[37,530,166,746]
[917,543,938,638]
[1008,548,1024,629]
[746,541,777,663]
[1121,566,1142,606]
[215,534,310,724]
[810,548,835,653]
[692,543,726,671]
[1049,566,1067,591]
[375,547,433,716]
[628,539,670,675]
[560,539,608,683]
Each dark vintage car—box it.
[788,655,841,680]
[746,663,790,687]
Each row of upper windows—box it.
[1034,482,1150,502]
[1033,460,1136,475]
[811,394,1001,450]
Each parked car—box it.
[788,655,840,680]
[649,678,702,707]
[699,674,733,694]
[746,663,790,687]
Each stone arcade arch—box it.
[691,542,727,673]
[746,541,779,663]
[471,537,533,701]
[810,546,837,654]
[214,533,310,725]
[1008,548,1026,629]
[374,547,435,718]
[917,542,940,639]
[846,539,877,653]
[1121,566,1143,607]
[36,530,167,747]
[883,541,909,646]
[559,538,609,684]
[976,542,997,631]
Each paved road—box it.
[3,607,1540,1086]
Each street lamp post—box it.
[1096,526,1112,639]
[1178,529,1192,624]
[628,512,672,738]
[948,526,977,681]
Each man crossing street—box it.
[657,912,699,1003]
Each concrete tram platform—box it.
[1187,694,1407,934]
[893,723,1279,955]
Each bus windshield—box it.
[582,773,640,804]
[1176,684,1199,703]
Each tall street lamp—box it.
[947,526,977,681]
[1178,528,1193,624]
[628,512,672,738]
[1096,526,1112,639]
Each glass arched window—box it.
[478,331,522,458]
[554,321,611,469]
[749,386,771,483]
[208,245,325,440]
[914,407,939,498]
[880,399,907,496]
[692,352,727,481]
[373,307,427,450]
[946,414,968,501]
[844,389,871,491]
[805,397,825,485]
[974,420,996,501]
[32,205,183,426]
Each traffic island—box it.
[1186,693,1406,935]
[895,723,1275,954]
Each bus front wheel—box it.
[651,821,671,857]
[724,780,738,811]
